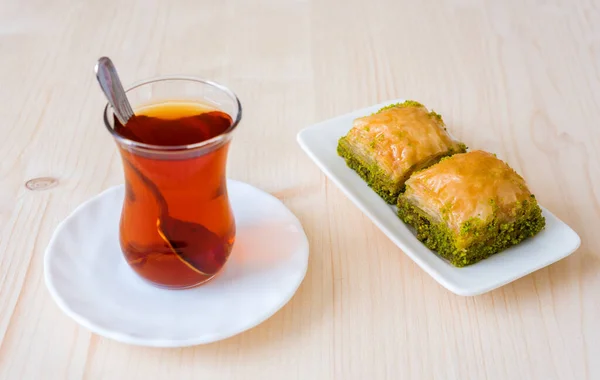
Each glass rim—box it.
[103,75,242,151]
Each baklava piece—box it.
[397,150,545,267]
[337,101,466,204]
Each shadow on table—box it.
[475,241,595,307]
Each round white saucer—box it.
[44,179,309,347]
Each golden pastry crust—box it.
[403,150,531,237]
[337,101,466,203]
[398,150,545,267]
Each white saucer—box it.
[44,180,309,347]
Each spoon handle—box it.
[95,57,135,125]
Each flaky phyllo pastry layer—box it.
[397,150,545,267]
[337,101,466,204]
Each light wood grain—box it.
[1,0,599,378]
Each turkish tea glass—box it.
[103,77,242,289]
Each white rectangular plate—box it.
[297,99,581,296]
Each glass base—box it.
[129,258,231,290]
[137,271,220,290]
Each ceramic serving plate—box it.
[297,99,580,296]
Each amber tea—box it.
[113,101,236,288]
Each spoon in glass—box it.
[94,56,226,276]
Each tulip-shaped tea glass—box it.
[103,77,242,289]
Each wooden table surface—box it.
[1,0,599,379]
